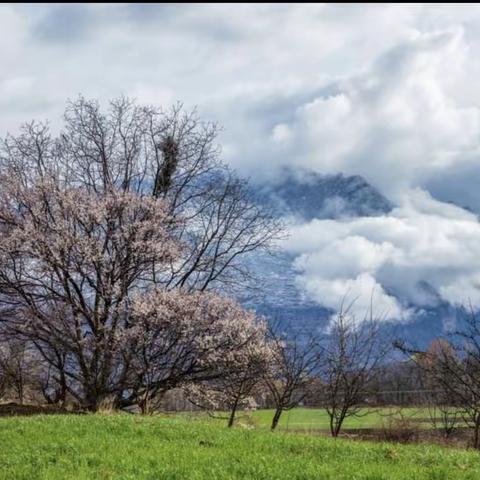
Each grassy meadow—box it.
[184,406,460,431]
[250,407,435,431]
[0,412,478,480]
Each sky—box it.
[2,3,480,321]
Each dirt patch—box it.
[285,426,476,449]
[0,402,73,417]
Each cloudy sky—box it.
[3,4,480,320]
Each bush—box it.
[380,414,420,443]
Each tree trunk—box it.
[16,376,24,405]
[474,419,480,449]
[139,394,150,415]
[329,414,336,437]
[334,415,345,437]
[227,397,240,428]
[330,414,343,437]
[58,377,67,407]
[271,407,283,431]
[84,391,114,412]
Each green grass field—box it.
[0,413,478,479]
[250,407,437,431]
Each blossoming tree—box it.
[0,97,278,411]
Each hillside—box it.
[0,414,477,479]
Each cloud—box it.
[298,273,406,324]
[283,189,480,320]
[0,6,461,146]
[267,28,480,199]
[2,4,480,322]
[32,5,94,42]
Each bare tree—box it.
[38,365,67,406]
[319,301,390,437]
[0,97,282,294]
[396,308,480,448]
[424,391,460,439]
[419,340,460,438]
[0,338,48,405]
[264,323,321,431]
[369,358,424,406]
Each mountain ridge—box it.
[249,170,460,348]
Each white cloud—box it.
[284,190,480,320]
[298,273,406,323]
[1,4,478,180]
[269,28,480,198]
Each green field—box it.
[250,407,437,431]
[0,413,478,479]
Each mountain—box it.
[248,170,456,348]
[257,170,393,221]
